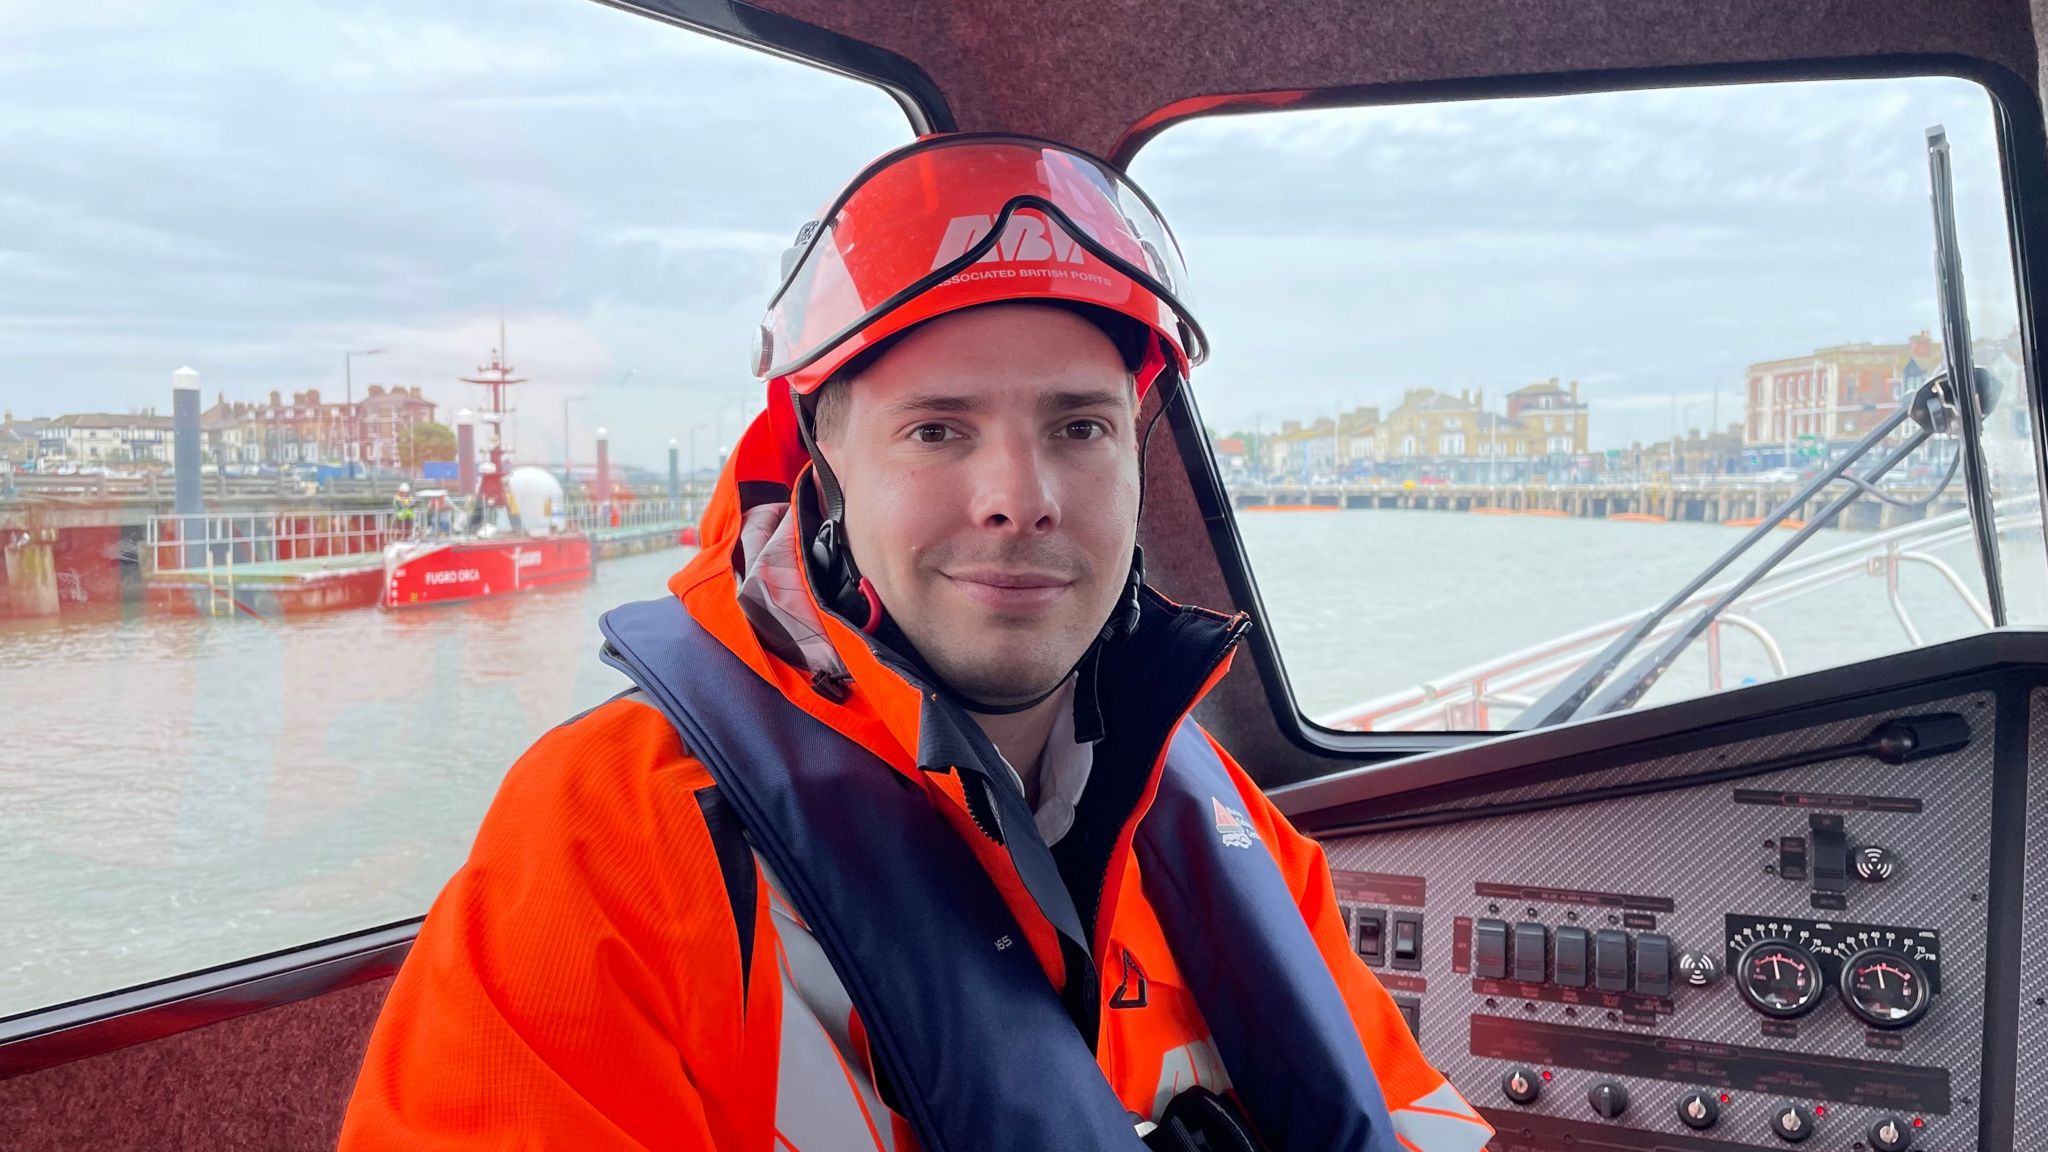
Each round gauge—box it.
[1839,947,1932,1029]
[1735,940,1827,1017]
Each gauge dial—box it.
[1839,947,1932,1029]
[1736,940,1827,1017]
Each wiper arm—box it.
[1573,410,1941,719]
[1927,126,2007,625]
[1511,383,1943,731]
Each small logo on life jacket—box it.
[1109,947,1149,1010]
[1211,797,1258,849]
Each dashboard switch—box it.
[1868,1116,1914,1151]
[1501,1066,1541,1105]
[1354,909,1386,966]
[1634,933,1673,997]
[1588,1080,1629,1120]
[1474,918,1509,979]
[1513,922,1549,984]
[1390,913,1423,970]
[1770,1103,1815,1143]
[1811,814,1849,908]
[1593,930,1631,993]
[1676,1089,1720,1130]
[1554,925,1590,987]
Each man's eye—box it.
[911,424,954,444]
[1062,420,1109,440]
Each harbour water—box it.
[2,512,2041,1018]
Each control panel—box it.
[1321,698,1995,1150]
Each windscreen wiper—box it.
[1515,122,2006,729]
[1927,125,2008,624]
[1510,381,1953,730]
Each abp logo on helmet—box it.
[930,212,1089,271]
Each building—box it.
[200,385,437,468]
[1258,408,1381,480]
[1505,378,1590,457]
[358,385,439,470]
[1744,331,1942,462]
[1211,436,1250,484]
[36,412,177,466]
[1623,423,1745,476]
[0,414,51,467]
[1378,389,1480,462]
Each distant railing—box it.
[146,511,402,573]
[564,499,688,533]
[1320,497,2042,733]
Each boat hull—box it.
[382,535,593,609]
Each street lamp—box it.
[343,348,386,479]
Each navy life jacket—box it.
[599,592,1401,1152]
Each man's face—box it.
[819,304,1140,706]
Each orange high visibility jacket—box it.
[340,465,1489,1151]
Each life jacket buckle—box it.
[1138,1085,1258,1152]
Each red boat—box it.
[382,346,595,609]
[383,531,591,608]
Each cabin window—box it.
[0,0,908,1018]
[1131,75,2046,734]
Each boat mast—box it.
[461,336,527,508]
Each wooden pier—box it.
[1232,481,1967,532]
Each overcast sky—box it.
[0,0,2025,464]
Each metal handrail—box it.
[1319,496,2042,732]
[145,511,401,573]
[563,499,687,533]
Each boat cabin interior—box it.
[7,0,2048,1148]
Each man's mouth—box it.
[942,568,1075,611]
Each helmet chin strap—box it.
[790,354,1178,735]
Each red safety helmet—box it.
[755,132,1207,399]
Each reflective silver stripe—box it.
[764,859,898,1152]
[1389,1081,1493,1152]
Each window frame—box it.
[1133,54,2048,763]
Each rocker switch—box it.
[1593,930,1631,993]
[1391,913,1423,970]
[1553,926,1591,988]
[1512,922,1549,984]
[1474,918,1510,980]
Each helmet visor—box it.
[758,135,1204,384]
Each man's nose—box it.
[970,433,1059,533]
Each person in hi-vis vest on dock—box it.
[340,134,1491,1152]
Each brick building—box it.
[1744,331,1942,460]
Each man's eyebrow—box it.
[879,393,984,417]
[1038,388,1130,416]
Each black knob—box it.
[1588,1080,1629,1120]
[1856,845,1898,882]
[1676,1089,1719,1130]
[1501,1066,1541,1105]
[1770,1103,1815,1143]
[1869,1116,1915,1151]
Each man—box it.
[340,135,1488,1151]
[391,481,416,538]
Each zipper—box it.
[1086,612,1250,1041]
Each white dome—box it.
[504,465,569,534]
